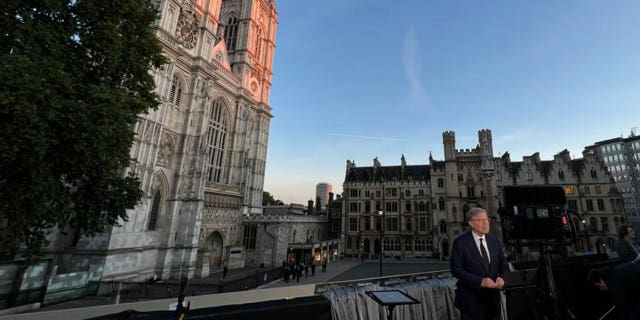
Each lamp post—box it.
[378,208,384,277]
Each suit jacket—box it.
[450,230,509,319]
[605,262,640,320]
[614,239,640,262]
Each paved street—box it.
[261,258,449,289]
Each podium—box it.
[365,290,419,320]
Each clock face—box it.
[175,17,198,49]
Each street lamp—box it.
[378,208,384,277]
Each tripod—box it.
[534,245,575,320]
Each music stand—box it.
[365,290,420,320]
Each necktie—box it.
[480,238,490,272]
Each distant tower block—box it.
[315,182,333,211]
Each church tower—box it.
[47,0,279,281]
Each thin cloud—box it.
[403,27,428,109]
[328,133,408,142]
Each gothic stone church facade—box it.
[342,129,626,260]
[46,0,277,280]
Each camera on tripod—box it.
[498,185,576,247]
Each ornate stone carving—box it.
[157,133,174,167]
[174,0,199,49]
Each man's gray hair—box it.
[466,207,487,222]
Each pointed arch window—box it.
[255,27,263,58]
[148,190,161,231]
[169,74,184,106]
[558,170,565,180]
[206,100,228,183]
[224,16,239,51]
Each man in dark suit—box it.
[614,225,640,263]
[451,207,509,320]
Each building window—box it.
[426,237,433,251]
[386,217,398,231]
[595,186,602,194]
[467,186,475,198]
[243,225,257,249]
[438,198,445,210]
[350,202,359,213]
[496,172,502,181]
[584,186,591,195]
[439,221,447,234]
[590,217,598,233]
[350,189,358,197]
[418,189,424,196]
[405,201,411,212]
[405,239,412,252]
[376,190,381,198]
[224,15,239,51]
[365,190,370,198]
[417,201,426,212]
[558,171,565,180]
[586,199,594,211]
[406,219,412,231]
[437,178,444,188]
[385,202,398,212]
[419,217,427,231]
[405,189,411,197]
[349,218,359,231]
[365,217,371,230]
[458,174,464,182]
[365,202,371,212]
[452,207,458,221]
[565,186,576,195]
[255,27,263,58]
[526,171,533,181]
[169,74,183,106]
[386,188,397,197]
[597,199,605,211]
[206,100,228,183]
[148,190,161,231]
[601,217,609,232]
[567,199,578,211]
[591,169,597,179]
[415,239,426,252]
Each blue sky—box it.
[264,0,640,205]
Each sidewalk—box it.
[259,259,360,289]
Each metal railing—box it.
[91,267,282,303]
[314,269,452,294]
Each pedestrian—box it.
[304,260,309,277]
[321,258,327,272]
[614,225,640,263]
[450,207,509,320]
[588,262,640,319]
[222,266,228,278]
[311,260,316,276]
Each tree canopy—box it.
[262,191,283,206]
[0,0,166,260]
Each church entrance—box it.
[206,231,224,270]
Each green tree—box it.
[0,0,166,260]
[262,191,284,206]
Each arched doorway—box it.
[441,239,450,257]
[205,231,224,269]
